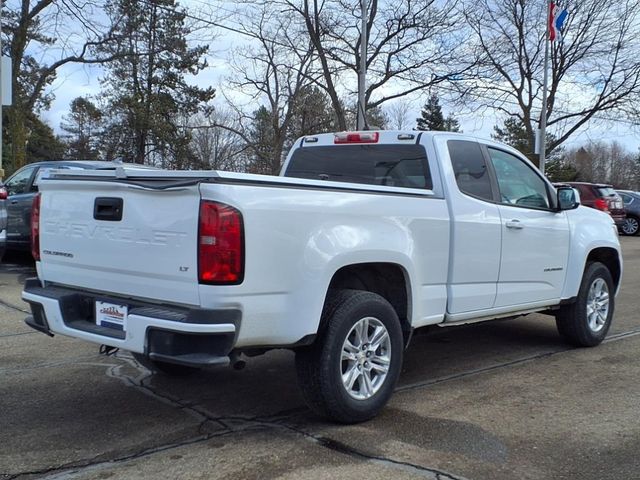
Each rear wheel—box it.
[296,289,404,423]
[621,216,639,236]
[132,353,200,376]
[556,262,614,347]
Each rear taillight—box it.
[31,193,41,261]
[198,201,244,284]
[0,187,7,200]
[594,198,608,212]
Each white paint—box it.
[25,131,622,352]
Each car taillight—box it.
[0,187,7,200]
[198,201,244,284]
[594,198,608,212]
[31,193,41,261]
[334,132,379,144]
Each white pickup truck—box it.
[22,131,622,423]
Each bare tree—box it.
[217,5,318,174]
[272,0,474,129]
[463,0,640,166]
[189,110,248,172]
[565,141,639,189]
[386,99,412,130]
[2,0,124,171]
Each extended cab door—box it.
[444,139,502,314]
[484,147,570,307]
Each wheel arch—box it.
[323,262,413,345]
[586,247,622,292]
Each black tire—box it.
[556,262,615,347]
[621,215,639,236]
[295,289,404,424]
[132,353,200,376]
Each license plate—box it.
[96,301,128,331]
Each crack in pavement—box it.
[397,326,640,393]
[0,297,30,315]
[10,329,640,479]
[0,331,37,339]
[4,353,467,480]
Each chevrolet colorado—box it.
[22,131,622,422]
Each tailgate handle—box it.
[94,197,123,221]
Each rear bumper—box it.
[21,278,240,367]
[611,213,626,227]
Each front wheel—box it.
[296,289,404,423]
[621,216,639,236]
[556,262,615,347]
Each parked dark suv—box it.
[0,183,7,261]
[566,182,626,229]
[3,160,154,251]
[617,190,640,236]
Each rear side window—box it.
[448,140,494,201]
[597,187,616,197]
[285,144,432,189]
[620,193,634,205]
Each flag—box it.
[549,2,569,42]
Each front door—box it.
[486,147,570,307]
[5,166,38,248]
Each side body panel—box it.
[561,206,622,299]
[197,182,450,347]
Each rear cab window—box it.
[285,144,432,190]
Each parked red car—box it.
[566,182,626,229]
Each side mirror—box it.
[557,186,579,211]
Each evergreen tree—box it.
[99,0,215,166]
[288,87,335,140]
[247,106,277,174]
[492,117,532,157]
[416,94,461,132]
[492,116,566,175]
[366,105,389,130]
[60,97,103,160]
[545,159,578,182]
[24,115,66,162]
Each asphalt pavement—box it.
[1,239,639,480]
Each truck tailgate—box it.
[38,180,201,306]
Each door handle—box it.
[506,220,524,229]
[10,200,18,205]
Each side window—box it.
[5,167,36,196]
[488,148,550,209]
[448,140,494,201]
[620,193,632,205]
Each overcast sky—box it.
[37,0,640,156]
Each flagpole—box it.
[357,0,368,131]
[539,1,552,175]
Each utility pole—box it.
[357,0,368,131]
[539,0,552,176]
